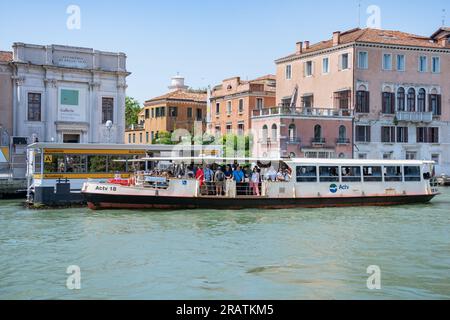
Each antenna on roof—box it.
[358,0,361,28]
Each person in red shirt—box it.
[195,165,205,190]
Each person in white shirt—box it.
[250,167,261,196]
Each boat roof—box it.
[26,143,221,151]
[142,156,434,166]
[290,158,434,166]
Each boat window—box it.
[88,156,108,173]
[384,166,403,182]
[404,166,421,182]
[108,156,127,173]
[363,166,383,182]
[43,154,65,173]
[341,166,362,182]
[34,153,42,173]
[65,155,87,173]
[319,166,339,182]
[296,166,317,182]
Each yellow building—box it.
[126,76,207,144]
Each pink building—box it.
[259,27,450,174]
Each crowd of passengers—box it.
[147,162,292,196]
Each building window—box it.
[356,90,370,113]
[215,126,221,136]
[262,125,268,141]
[429,94,441,116]
[285,64,292,80]
[397,127,408,143]
[139,133,143,143]
[132,133,136,144]
[419,56,427,72]
[305,61,313,76]
[406,152,417,160]
[358,51,368,69]
[382,92,395,114]
[301,95,313,108]
[102,97,114,124]
[382,53,393,70]
[432,57,440,73]
[161,107,166,117]
[417,127,439,143]
[237,122,244,135]
[397,54,405,71]
[355,125,371,143]
[340,53,349,70]
[334,90,351,109]
[288,124,297,142]
[381,126,395,143]
[146,132,149,143]
[256,98,264,110]
[431,154,440,165]
[322,57,329,74]
[313,125,322,142]
[429,127,439,143]
[187,107,193,118]
[145,109,150,119]
[128,134,131,144]
[27,92,42,122]
[151,108,154,118]
[227,101,232,114]
[338,126,347,143]
[417,89,426,112]
[271,124,278,141]
[226,123,232,134]
[407,88,416,112]
[169,106,178,117]
[397,88,405,111]
[238,99,244,113]
[196,108,202,121]
[358,153,368,159]
[215,103,220,115]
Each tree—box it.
[153,131,173,145]
[125,97,142,127]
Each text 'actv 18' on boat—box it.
[81,157,440,210]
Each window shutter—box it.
[390,93,395,113]
[365,91,370,113]
[381,92,386,113]
[437,95,442,115]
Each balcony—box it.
[253,106,353,118]
[396,111,433,123]
[126,124,144,131]
[282,137,302,144]
[311,138,326,146]
[336,138,351,145]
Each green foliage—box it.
[125,97,142,127]
[153,131,174,145]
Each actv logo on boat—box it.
[329,184,350,193]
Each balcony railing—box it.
[336,138,351,144]
[311,138,326,145]
[126,124,144,131]
[282,137,302,144]
[396,111,433,123]
[253,106,353,118]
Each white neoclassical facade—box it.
[11,43,130,144]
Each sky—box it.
[0,0,448,105]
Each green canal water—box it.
[0,189,449,300]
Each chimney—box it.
[333,31,341,46]
[296,42,303,54]
[303,41,310,50]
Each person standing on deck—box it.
[214,167,225,196]
[224,165,234,197]
[195,165,205,194]
[250,167,261,196]
[204,164,214,195]
[233,166,244,196]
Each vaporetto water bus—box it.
[81,157,439,210]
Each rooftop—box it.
[0,51,12,62]
[145,89,207,105]
[276,27,450,63]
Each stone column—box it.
[89,80,100,143]
[44,78,57,142]
[116,81,127,144]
